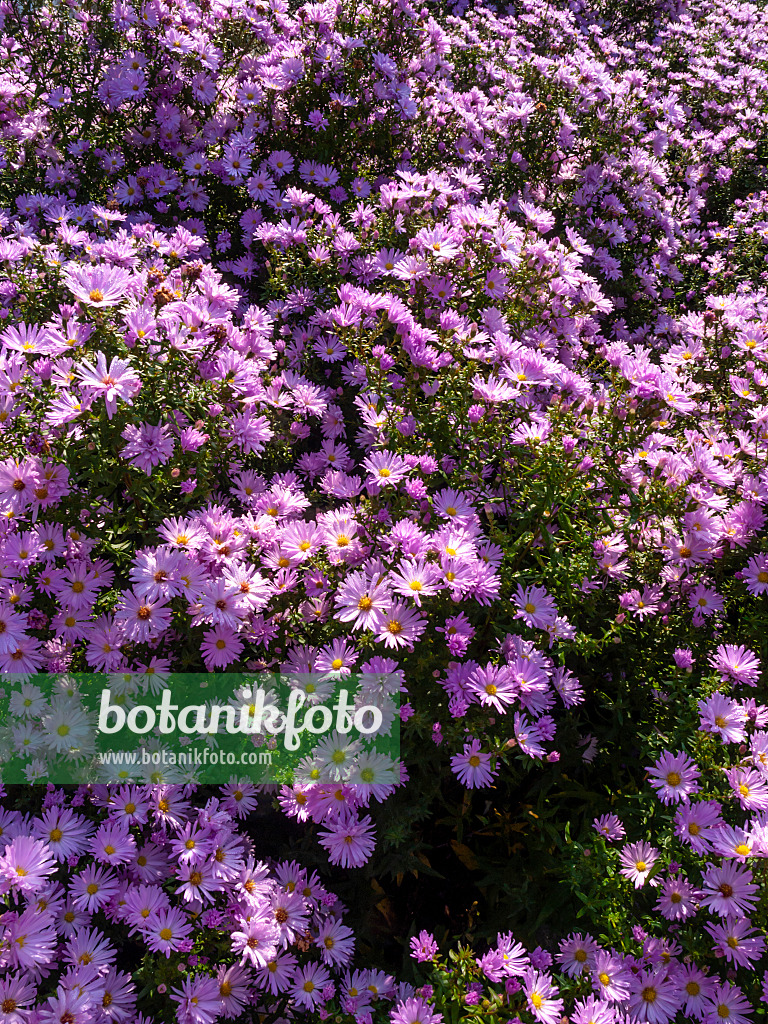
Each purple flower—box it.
[409,931,438,962]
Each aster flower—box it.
[144,906,193,957]
[289,963,332,1011]
[373,601,427,650]
[70,863,120,912]
[702,983,753,1024]
[698,693,748,743]
[618,841,659,888]
[410,930,439,962]
[513,585,557,629]
[591,951,631,1003]
[89,822,136,866]
[62,263,133,307]
[593,814,625,841]
[628,966,684,1024]
[115,590,172,642]
[362,451,409,489]
[318,812,375,867]
[673,800,722,854]
[120,422,175,475]
[467,664,517,714]
[254,950,298,996]
[645,750,701,804]
[0,974,36,1024]
[556,933,598,977]
[315,917,355,968]
[0,835,57,893]
[390,997,443,1024]
[571,995,617,1024]
[523,969,563,1024]
[654,875,700,920]
[710,643,761,687]
[700,861,759,918]
[742,553,768,595]
[4,905,58,969]
[334,570,392,630]
[172,975,222,1024]
[450,738,497,788]
[75,353,140,419]
[200,626,243,670]
[705,917,766,968]
[727,766,768,810]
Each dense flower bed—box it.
[0,0,768,1020]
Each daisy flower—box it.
[513,585,557,629]
[618,841,659,888]
[742,553,768,596]
[593,814,625,841]
[523,969,564,1024]
[700,862,759,918]
[75,353,141,419]
[646,750,701,804]
[449,738,497,788]
[62,263,133,307]
[0,836,57,894]
[318,812,376,867]
[710,644,761,687]
[702,983,753,1024]
[289,963,332,1011]
[373,601,427,649]
[556,933,598,977]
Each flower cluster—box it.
[0,0,767,1016]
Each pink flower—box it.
[390,997,443,1024]
[0,836,57,894]
[700,862,759,918]
[646,750,701,804]
[618,841,659,888]
[200,626,243,669]
[75,353,140,418]
[62,263,133,307]
[450,738,497,788]
[120,422,175,475]
[513,585,557,630]
[742,553,768,595]
[410,930,439,962]
[710,644,761,687]
[115,590,172,642]
[172,975,222,1024]
[318,812,375,867]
